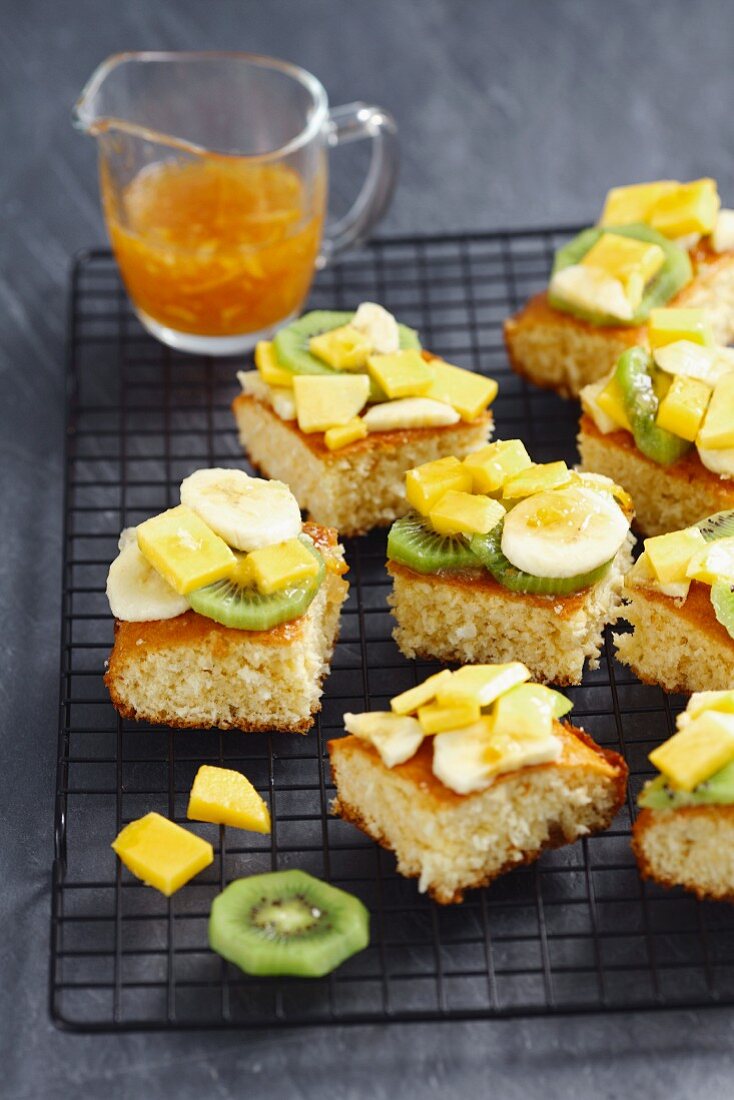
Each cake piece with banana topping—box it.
[385,442,635,684]
[104,468,349,732]
[233,303,497,537]
[329,664,627,903]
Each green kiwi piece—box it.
[387,512,481,574]
[549,223,692,326]
[639,761,734,809]
[614,346,692,466]
[695,510,734,542]
[188,538,324,631]
[469,522,614,595]
[711,579,734,641]
[208,869,370,977]
[274,309,421,376]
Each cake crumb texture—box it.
[633,806,734,903]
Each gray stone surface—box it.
[4,0,734,1096]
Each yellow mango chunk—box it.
[650,711,734,791]
[686,537,734,585]
[463,439,532,493]
[656,375,711,441]
[435,662,531,708]
[596,375,633,432]
[649,178,720,238]
[137,505,236,596]
[423,359,498,421]
[390,669,454,715]
[111,812,213,896]
[309,325,372,371]
[235,538,320,595]
[581,233,665,311]
[600,180,679,226]
[293,375,370,433]
[644,526,706,584]
[418,700,481,734]
[367,349,433,399]
[429,491,505,536]
[698,374,734,449]
[187,765,271,833]
[648,308,715,350]
[501,461,571,500]
[324,416,368,451]
[686,692,734,720]
[255,341,294,388]
[405,456,473,515]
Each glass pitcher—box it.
[74,52,399,355]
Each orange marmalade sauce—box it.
[103,158,325,336]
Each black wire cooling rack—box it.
[51,229,734,1032]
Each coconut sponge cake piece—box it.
[329,665,627,903]
[385,442,634,685]
[505,179,734,398]
[104,469,348,733]
[233,303,496,537]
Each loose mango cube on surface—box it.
[595,375,633,432]
[463,439,532,493]
[581,233,665,311]
[390,669,454,715]
[255,341,294,388]
[435,662,531,708]
[324,416,368,451]
[698,374,734,449]
[649,178,720,238]
[644,527,706,583]
[111,812,213,896]
[648,308,715,350]
[650,711,734,791]
[501,461,571,500]
[309,324,372,371]
[187,765,271,833]
[236,538,320,595]
[418,700,481,734]
[428,490,504,536]
[656,375,711,441]
[367,349,433,399]
[599,180,679,226]
[293,374,370,433]
[405,456,473,515]
[423,359,498,421]
[137,505,236,596]
[686,537,734,585]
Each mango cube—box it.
[367,349,433,398]
[644,527,706,583]
[236,538,320,595]
[309,324,372,371]
[423,359,498,421]
[418,700,481,734]
[502,461,571,499]
[649,178,720,238]
[137,505,236,596]
[581,233,665,311]
[435,662,531,708]
[405,456,473,515]
[600,180,679,226]
[324,416,368,451]
[650,711,734,791]
[596,375,633,432]
[111,812,213,896]
[293,375,370,433]
[491,683,560,740]
[698,374,734,449]
[255,341,294,388]
[390,669,454,715]
[686,537,734,585]
[648,308,714,350]
[187,765,271,833]
[656,375,711,440]
[429,490,504,536]
[463,439,532,493]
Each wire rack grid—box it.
[51,229,734,1031]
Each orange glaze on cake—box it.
[632,578,734,650]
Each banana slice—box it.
[698,444,734,478]
[180,468,302,552]
[107,541,189,622]
[501,486,630,579]
[363,397,460,431]
[352,302,400,354]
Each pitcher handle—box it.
[319,101,399,266]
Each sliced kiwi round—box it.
[387,512,481,574]
[274,309,421,376]
[549,223,692,327]
[711,579,734,640]
[208,869,370,977]
[639,761,734,809]
[695,510,734,543]
[614,346,692,466]
[189,538,324,631]
[469,522,614,595]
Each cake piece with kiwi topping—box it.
[615,509,734,694]
[104,468,348,732]
[504,179,734,398]
[329,664,627,903]
[385,441,634,684]
[232,303,497,537]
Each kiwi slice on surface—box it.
[614,346,692,466]
[695,510,734,543]
[189,538,324,631]
[387,512,481,573]
[549,223,692,327]
[711,579,734,640]
[274,309,421,376]
[208,869,370,977]
[469,522,613,595]
[639,761,734,809]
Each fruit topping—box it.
[417,701,481,734]
[614,346,692,465]
[655,375,711,441]
[188,765,271,834]
[293,374,370,433]
[324,416,368,451]
[501,460,572,499]
[136,505,236,596]
[387,512,480,574]
[352,301,401,353]
[652,340,730,386]
[463,439,532,493]
[308,324,372,370]
[649,710,734,792]
[180,467,302,552]
[422,359,498,421]
[255,341,295,388]
[234,537,322,594]
[648,178,720,238]
[711,579,734,640]
[696,509,734,542]
[648,307,714,350]
[698,374,734,450]
[600,181,679,226]
[366,348,433,398]
[362,396,460,430]
[435,662,531,707]
[711,209,734,253]
[111,812,213,896]
[644,527,706,583]
[580,232,665,312]
[470,522,615,596]
[274,308,419,376]
[107,536,190,622]
[390,670,454,716]
[344,711,425,766]
[406,456,473,514]
[685,537,734,585]
[428,490,505,536]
